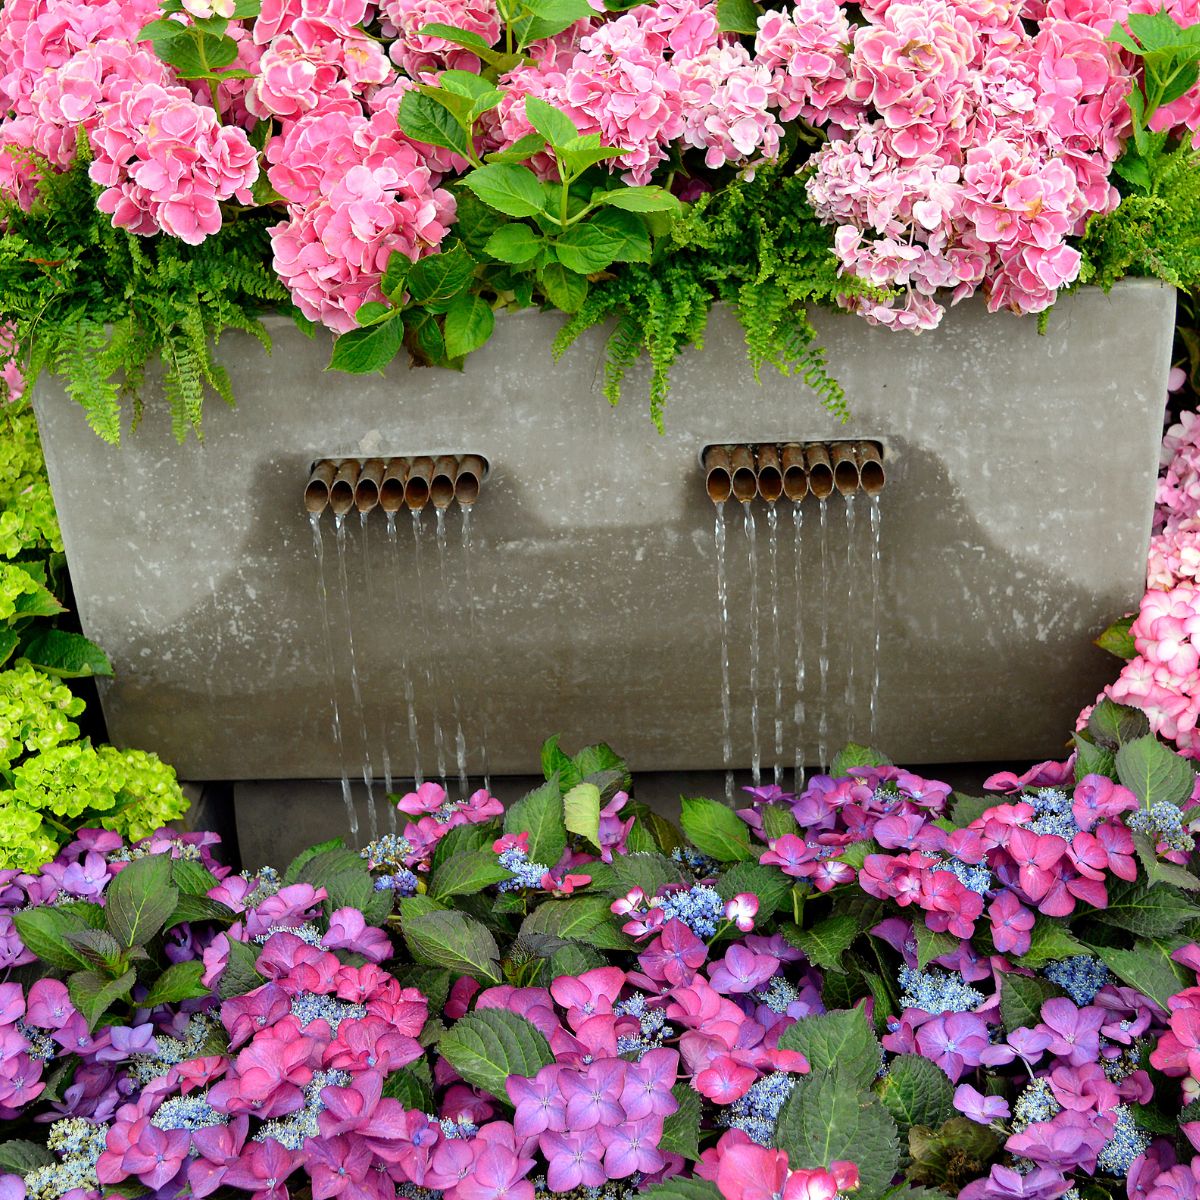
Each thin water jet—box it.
[792,501,805,791]
[461,507,491,791]
[435,507,469,797]
[843,496,857,739]
[766,503,784,787]
[411,508,448,784]
[714,502,734,803]
[310,512,356,839]
[868,495,882,744]
[359,510,380,841]
[744,502,761,787]
[817,498,830,773]
[386,511,422,795]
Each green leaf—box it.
[431,822,498,874]
[1016,920,1088,969]
[463,164,548,218]
[573,742,631,788]
[606,852,687,899]
[547,942,605,978]
[403,910,502,983]
[381,252,414,300]
[563,782,602,848]
[329,314,406,374]
[62,928,126,974]
[562,209,651,269]
[1073,735,1117,782]
[877,1055,955,1137]
[830,743,893,776]
[1095,879,1200,937]
[218,938,265,999]
[18,629,113,678]
[521,897,614,941]
[761,805,801,840]
[382,1065,435,1112]
[68,967,136,1031]
[504,780,568,867]
[659,1083,702,1160]
[144,960,210,1007]
[283,837,346,886]
[443,293,495,359]
[484,224,543,265]
[523,95,579,149]
[777,1008,882,1090]
[355,301,393,326]
[679,796,754,862]
[11,575,65,620]
[558,133,628,175]
[1096,615,1137,660]
[1116,735,1196,809]
[511,0,594,46]
[0,1141,54,1176]
[171,859,219,896]
[1089,698,1151,749]
[786,914,860,973]
[105,853,178,949]
[393,965,452,1014]
[439,1008,554,1101]
[429,847,512,900]
[538,262,588,312]
[1133,831,1200,890]
[398,90,471,157]
[637,1181,721,1200]
[950,792,994,828]
[775,1070,900,1200]
[406,244,478,308]
[716,0,763,34]
[593,186,682,214]
[907,1118,1002,1194]
[1093,937,1192,1010]
[999,973,1063,1031]
[913,922,958,971]
[715,861,793,919]
[12,908,103,971]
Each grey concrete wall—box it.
[33,283,1175,782]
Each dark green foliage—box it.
[0,148,288,443]
[553,166,883,431]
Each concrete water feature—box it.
[32,281,1176,848]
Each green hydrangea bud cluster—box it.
[0,660,84,765]
[0,403,61,556]
[0,797,58,871]
[0,559,45,621]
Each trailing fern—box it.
[0,147,288,443]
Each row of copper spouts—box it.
[703,442,885,504]
[304,456,488,515]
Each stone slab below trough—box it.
[33,281,1175,785]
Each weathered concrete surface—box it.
[33,282,1175,781]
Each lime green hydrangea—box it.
[9,739,186,839]
[0,797,58,871]
[0,661,84,766]
[0,561,44,621]
[0,404,61,556]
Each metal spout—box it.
[330,460,359,516]
[804,445,834,501]
[355,458,385,513]
[755,444,784,503]
[855,442,885,496]
[730,445,757,504]
[831,443,860,496]
[455,455,485,506]
[781,443,808,502]
[380,458,407,513]
[703,446,733,504]
[304,460,336,514]
[405,456,434,510]
[431,456,457,509]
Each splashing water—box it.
[435,508,469,798]
[766,503,784,787]
[461,508,491,791]
[843,496,857,742]
[817,498,830,773]
[792,501,806,791]
[868,494,883,745]
[386,512,422,804]
[744,502,761,787]
[411,509,448,785]
[310,513,356,840]
[335,515,377,840]
[714,502,734,804]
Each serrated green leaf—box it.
[679,796,754,862]
[105,854,178,949]
[604,852,686,899]
[761,805,801,840]
[950,793,994,828]
[521,897,610,941]
[1093,937,1192,1010]
[547,942,605,979]
[1073,735,1117,782]
[329,314,405,374]
[907,1117,1001,1193]
[13,908,102,972]
[0,1141,54,1176]
[68,967,136,1031]
[1133,831,1200,890]
[593,186,682,214]
[429,847,513,900]
[1016,920,1087,969]
[716,0,762,33]
[523,95,579,148]
[715,861,792,918]
[404,910,502,983]
[484,223,543,265]
[787,914,860,973]
[504,780,567,867]
[398,90,471,157]
[637,1181,721,1200]
[392,965,451,1014]
[1096,615,1137,660]
[563,782,602,848]
[464,163,547,218]
[382,1065,435,1111]
[18,629,112,678]
[1116,735,1196,809]
[659,1083,701,1160]
[218,938,265,1000]
[440,1008,554,1101]
[877,1055,955,1136]
[999,973,1063,1031]
[1089,698,1151,749]
[144,960,210,1007]
[1095,879,1200,937]
[831,743,893,776]
[914,922,958,971]
[165,893,236,931]
[777,1008,881,1090]
[539,262,588,312]
[443,292,495,359]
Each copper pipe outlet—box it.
[781,443,808,502]
[355,458,385,513]
[380,458,407,513]
[430,456,457,510]
[804,445,834,501]
[330,460,359,517]
[703,446,733,504]
[405,456,434,511]
[304,460,336,514]
[455,455,485,506]
[855,442,885,497]
[830,442,861,496]
[730,445,757,504]
[755,444,784,503]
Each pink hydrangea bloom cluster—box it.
[806,0,1136,329]
[0,325,23,406]
[378,0,502,78]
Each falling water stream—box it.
[436,508,470,797]
[386,513,423,797]
[336,516,378,840]
[766,504,784,787]
[868,495,882,744]
[744,503,761,787]
[714,502,734,803]
[411,510,448,785]
[792,501,805,792]
[310,514,356,840]
[461,508,491,791]
[361,513,392,833]
[843,496,857,734]
[817,499,830,772]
